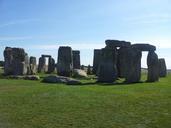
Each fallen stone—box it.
[42,75,81,85]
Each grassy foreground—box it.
[0,71,171,127]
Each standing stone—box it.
[25,54,31,75]
[97,48,117,83]
[124,47,142,83]
[72,50,80,69]
[117,47,130,78]
[30,56,37,75]
[38,57,46,73]
[159,58,167,77]
[4,47,13,75]
[92,49,101,75]
[57,46,73,77]
[3,47,29,75]
[48,57,55,73]
[147,51,159,82]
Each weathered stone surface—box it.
[4,47,29,75]
[105,40,131,48]
[147,51,159,82]
[73,50,80,69]
[57,46,73,77]
[124,47,142,83]
[73,69,88,78]
[159,58,167,77]
[92,49,101,75]
[97,48,117,83]
[132,44,156,52]
[117,47,129,78]
[4,47,13,75]
[38,57,46,73]
[30,56,37,74]
[48,57,55,73]
[42,75,81,85]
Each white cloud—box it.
[0,19,39,28]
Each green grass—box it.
[0,67,171,128]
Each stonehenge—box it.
[93,40,166,83]
[2,39,167,84]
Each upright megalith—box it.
[159,58,167,77]
[147,51,159,82]
[105,39,131,78]
[97,48,117,83]
[72,50,80,69]
[57,46,73,77]
[124,47,142,83]
[3,47,29,75]
[117,47,130,78]
[48,57,55,73]
[30,56,37,74]
[38,56,46,73]
[92,49,101,75]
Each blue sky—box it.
[0,0,171,68]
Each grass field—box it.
[0,68,171,128]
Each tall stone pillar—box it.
[72,50,80,69]
[38,57,46,73]
[92,49,101,75]
[159,58,167,77]
[48,57,55,73]
[57,46,73,77]
[125,47,142,83]
[3,47,13,75]
[3,47,29,75]
[30,56,37,74]
[147,51,159,82]
[117,47,130,78]
[97,48,117,83]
